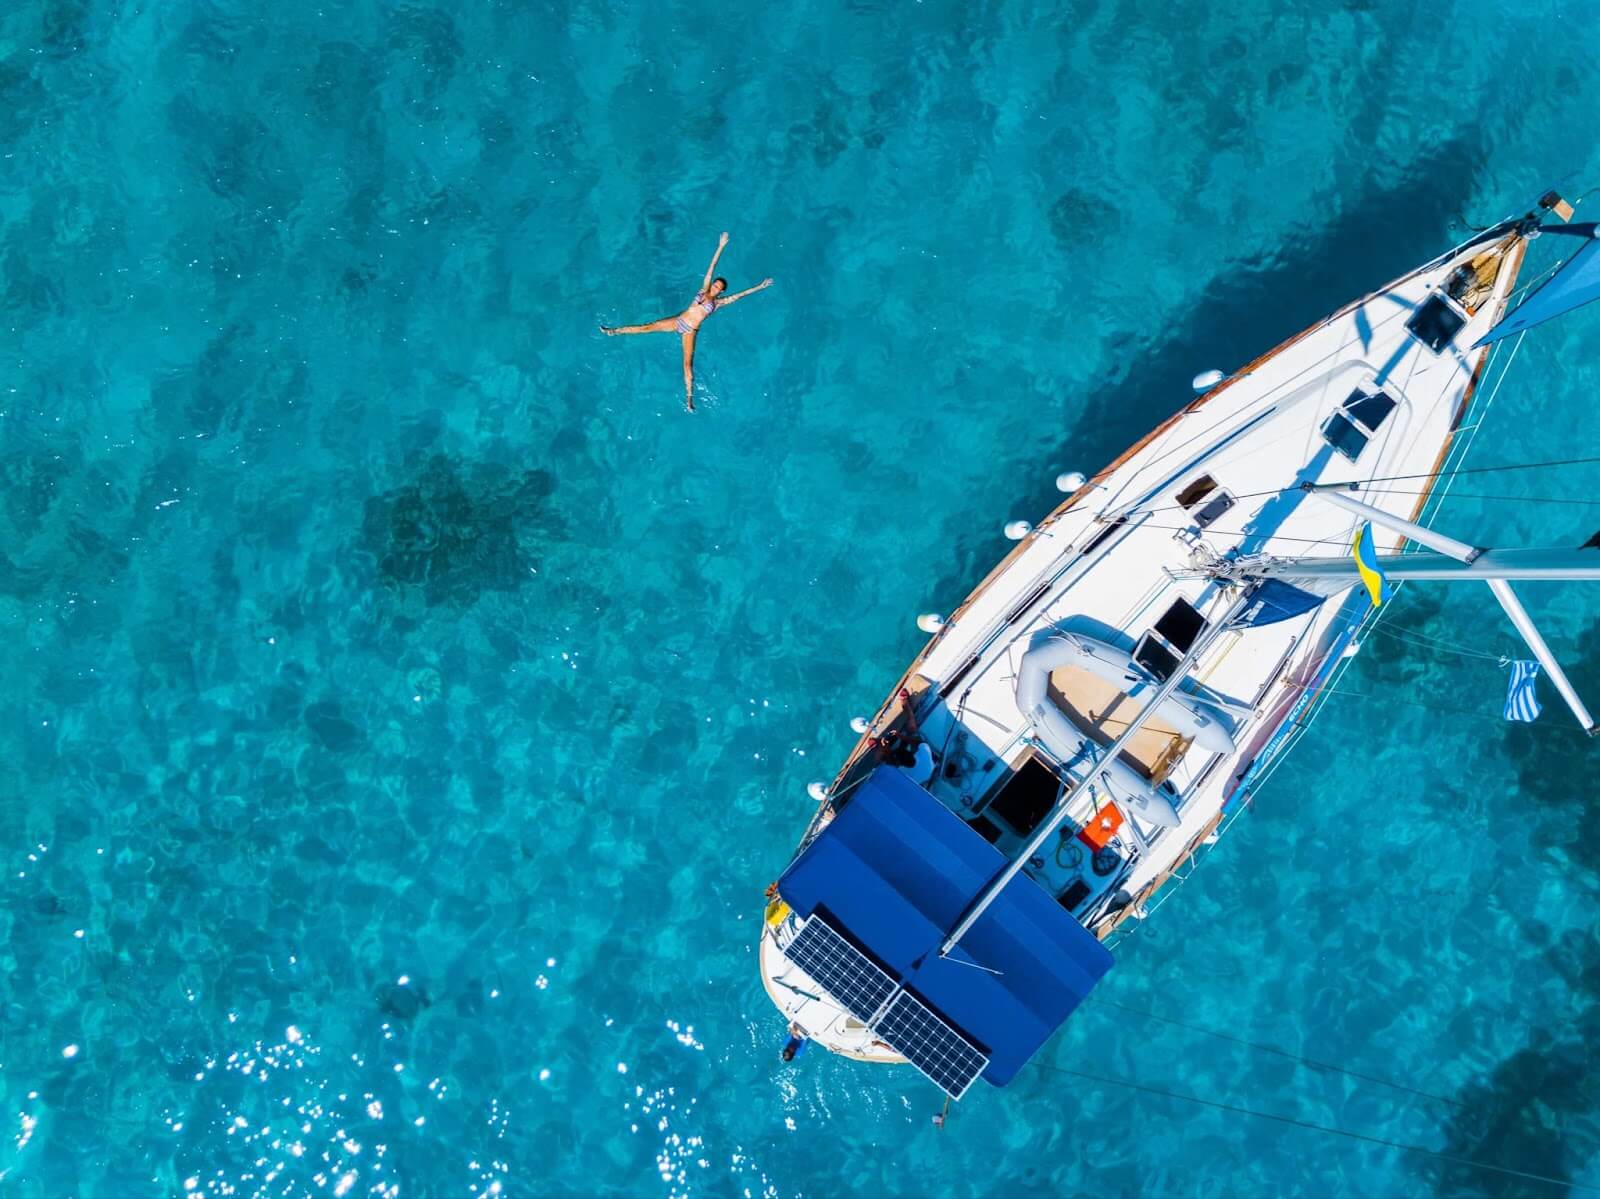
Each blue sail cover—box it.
[1234,578,1327,628]
[776,766,1113,1086]
[1476,226,1600,347]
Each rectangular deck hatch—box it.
[1154,597,1206,653]
[1321,387,1399,462]
[1192,491,1236,528]
[1344,390,1396,430]
[1175,475,1217,508]
[1406,291,1468,352]
[1176,474,1236,528]
[1133,634,1181,681]
[985,756,1062,837]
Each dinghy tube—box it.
[1017,632,1237,753]
[1013,632,1236,830]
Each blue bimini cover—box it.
[777,766,1113,1086]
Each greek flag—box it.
[1504,660,1543,722]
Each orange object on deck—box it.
[1077,802,1124,850]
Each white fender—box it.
[1018,632,1236,754]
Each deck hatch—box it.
[873,991,990,1100]
[781,916,896,1023]
[985,756,1062,837]
[1192,491,1237,528]
[1406,291,1468,352]
[1154,597,1207,653]
[1320,412,1370,462]
[1132,634,1181,681]
[1344,389,1396,431]
[1174,475,1217,508]
[1321,387,1398,462]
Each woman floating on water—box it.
[601,232,772,412]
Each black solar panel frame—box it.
[781,917,896,1023]
[872,990,989,1100]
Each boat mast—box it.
[937,589,1252,957]
[1246,484,1598,732]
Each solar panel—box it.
[781,917,896,1023]
[872,991,989,1099]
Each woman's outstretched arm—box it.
[702,232,730,292]
[715,278,773,307]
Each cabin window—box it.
[1406,292,1467,353]
[1154,597,1206,653]
[1175,475,1217,508]
[1192,491,1236,528]
[1132,633,1181,681]
[1321,387,1397,462]
[1177,474,1236,528]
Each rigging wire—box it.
[1358,487,1600,507]
[1033,1060,1596,1196]
[1305,451,1600,489]
[1086,997,1468,1110]
[1367,623,1511,664]
[1132,454,1600,519]
[1310,683,1590,738]
[1125,522,1347,546]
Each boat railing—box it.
[1107,321,1525,948]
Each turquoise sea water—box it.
[6,1,1600,1194]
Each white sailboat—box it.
[759,191,1600,1100]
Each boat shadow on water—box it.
[1053,136,1489,495]
[1426,622,1600,1199]
[1504,620,1600,871]
[1431,1029,1594,1199]
[926,137,1494,612]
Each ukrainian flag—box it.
[1351,521,1390,607]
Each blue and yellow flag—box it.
[1351,521,1390,607]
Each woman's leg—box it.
[681,332,697,411]
[602,317,679,335]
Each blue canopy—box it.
[1476,225,1600,347]
[777,766,1113,1086]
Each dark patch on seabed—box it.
[1429,1031,1591,1199]
[1421,622,1600,1197]
[359,454,559,611]
[1353,589,1451,689]
[1503,620,1600,879]
[1430,914,1600,1199]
